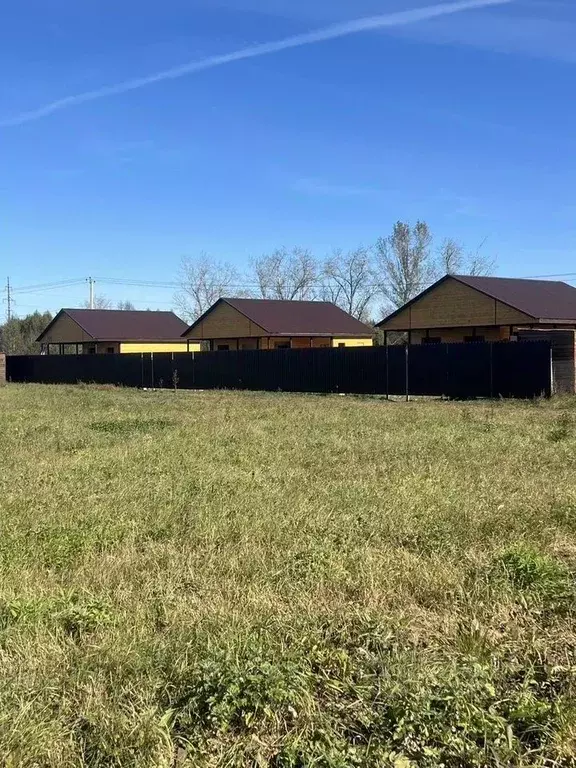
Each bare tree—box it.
[82,295,112,309]
[437,237,465,275]
[174,253,240,322]
[375,221,435,309]
[321,247,375,321]
[252,247,318,300]
[437,237,494,277]
[117,300,136,311]
[376,222,496,311]
[467,238,496,276]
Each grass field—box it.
[1,384,576,767]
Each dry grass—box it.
[1,384,576,766]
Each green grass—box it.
[1,384,576,767]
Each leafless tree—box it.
[375,221,435,309]
[174,253,240,322]
[117,300,136,311]
[82,295,112,309]
[437,237,465,275]
[252,247,318,300]
[467,237,496,276]
[376,222,497,312]
[437,236,495,277]
[321,247,375,321]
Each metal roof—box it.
[184,298,374,337]
[377,274,576,327]
[453,275,576,320]
[37,309,188,342]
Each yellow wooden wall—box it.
[380,277,533,330]
[39,313,94,343]
[332,338,373,347]
[185,302,266,339]
[120,342,194,354]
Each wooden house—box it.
[377,274,576,391]
[182,298,374,350]
[37,308,197,354]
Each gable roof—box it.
[183,298,374,337]
[377,274,576,327]
[37,308,188,342]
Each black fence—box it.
[6,342,552,399]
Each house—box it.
[377,274,576,391]
[377,274,576,343]
[181,297,374,350]
[37,308,198,354]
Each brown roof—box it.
[37,308,188,342]
[454,275,576,320]
[378,274,576,327]
[184,298,374,337]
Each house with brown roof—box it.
[377,274,576,391]
[377,274,576,344]
[37,308,197,354]
[181,298,374,351]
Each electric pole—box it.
[88,277,95,309]
[6,277,12,321]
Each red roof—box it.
[37,309,188,342]
[184,298,374,337]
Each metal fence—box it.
[6,341,552,399]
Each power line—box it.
[11,279,85,295]
[8,269,576,305]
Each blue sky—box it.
[1,0,575,314]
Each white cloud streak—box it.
[1,0,511,128]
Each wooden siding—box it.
[213,339,240,350]
[410,326,511,344]
[96,343,119,354]
[40,313,94,343]
[332,338,374,347]
[184,302,266,340]
[202,335,373,349]
[381,277,534,330]
[238,338,258,350]
[119,342,193,354]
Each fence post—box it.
[150,353,154,389]
[385,344,389,400]
[140,353,144,389]
[489,342,494,399]
[405,344,409,402]
[0,354,5,387]
[446,344,450,399]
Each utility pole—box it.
[6,277,12,321]
[88,277,95,309]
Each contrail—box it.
[1,0,510,127]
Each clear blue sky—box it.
[1,0,575,314]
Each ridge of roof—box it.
[183,297,373,337]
